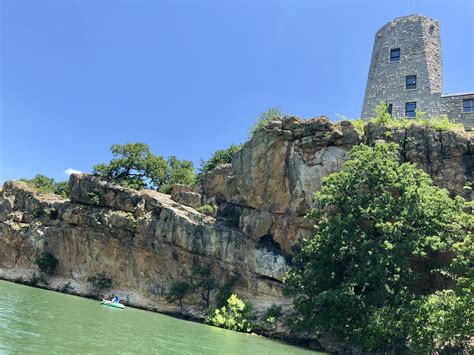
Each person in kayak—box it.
[113,296,119,303]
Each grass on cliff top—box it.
[345,102,465,135]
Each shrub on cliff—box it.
[197,204,217,217]
[166,281,191,314]
[369,101,464,131]
[250,107,284,137]
[35,251,59,275]
[88,272,113,295]
[205,294,254,333]
[197,144,241,180]
[215,274,240,308]
[20,174,69,198]
[93,143,195,192]
[284,142,473,352]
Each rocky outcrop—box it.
[0,116,472,351]
[0,175,289,316]
[171,184,202,209]
[201,117,472,255]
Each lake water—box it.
[0,280,320,354]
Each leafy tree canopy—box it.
[93,143,195,192]
[192,265,218,308]
[197,144,241,180]
[284,143,473,352]
[20,174,69,198]
[35,251,59,275]
[166,281,191,313]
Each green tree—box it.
[93,143,195,192]
[35,251,59,275]
[191,265,218,308]
[284,143,473,352]
[205,294,254,333]
[250,107,284,137]
[215,274,240,308]
[20,174,69,198]
[197,144,241,180]
[93,143,168,190]
[166,281,191,314]
[159,156,196,194]
[88,272,113,296]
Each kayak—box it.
[101,299,125,309]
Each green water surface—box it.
[0,280,320,354]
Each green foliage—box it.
[93,143,195,192]
[166,281,191,313]
[371,101,392,124]
[54,181,70,198]
[407,288,473,353]
[215,275,240,308]
[93,143,168,190]
[198,144,241,179]
[413,112,465,131]
[197,204,217,217]
[88,272,113,295]
[368,101,464,132]
[348,119,366,136]
[205,294,254,333]
[20,174,69,198]
[284,143,473,352]
[159,156,196,194]
[264,304,282,321]
[35,251,59,275]
[192,265,218,308]
[87,191,102,206]
[250,107,284,137]
[263,304,282,329]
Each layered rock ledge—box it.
[0,175,289,314]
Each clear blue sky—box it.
[1,0,473,183]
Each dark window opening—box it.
[406,75,417,90]
[387,103,393,116]
[405,102,416,118]
[463,99,473,113]
[390,48,400,62]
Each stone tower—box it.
[361,15,443,119]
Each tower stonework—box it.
[361,14,473,129]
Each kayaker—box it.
[113,296,119,303]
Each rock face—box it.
[202,117,472,255]
[0,175,289,316]
[0,116,472,350]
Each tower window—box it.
[405,102,416,118]
[390,48,400,62]
[387,103,393,116]
[406,75,417,90]
[463,99,473,113]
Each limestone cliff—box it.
[200,117,472,256]
[0,175,288,314]
[0,116,472,349]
